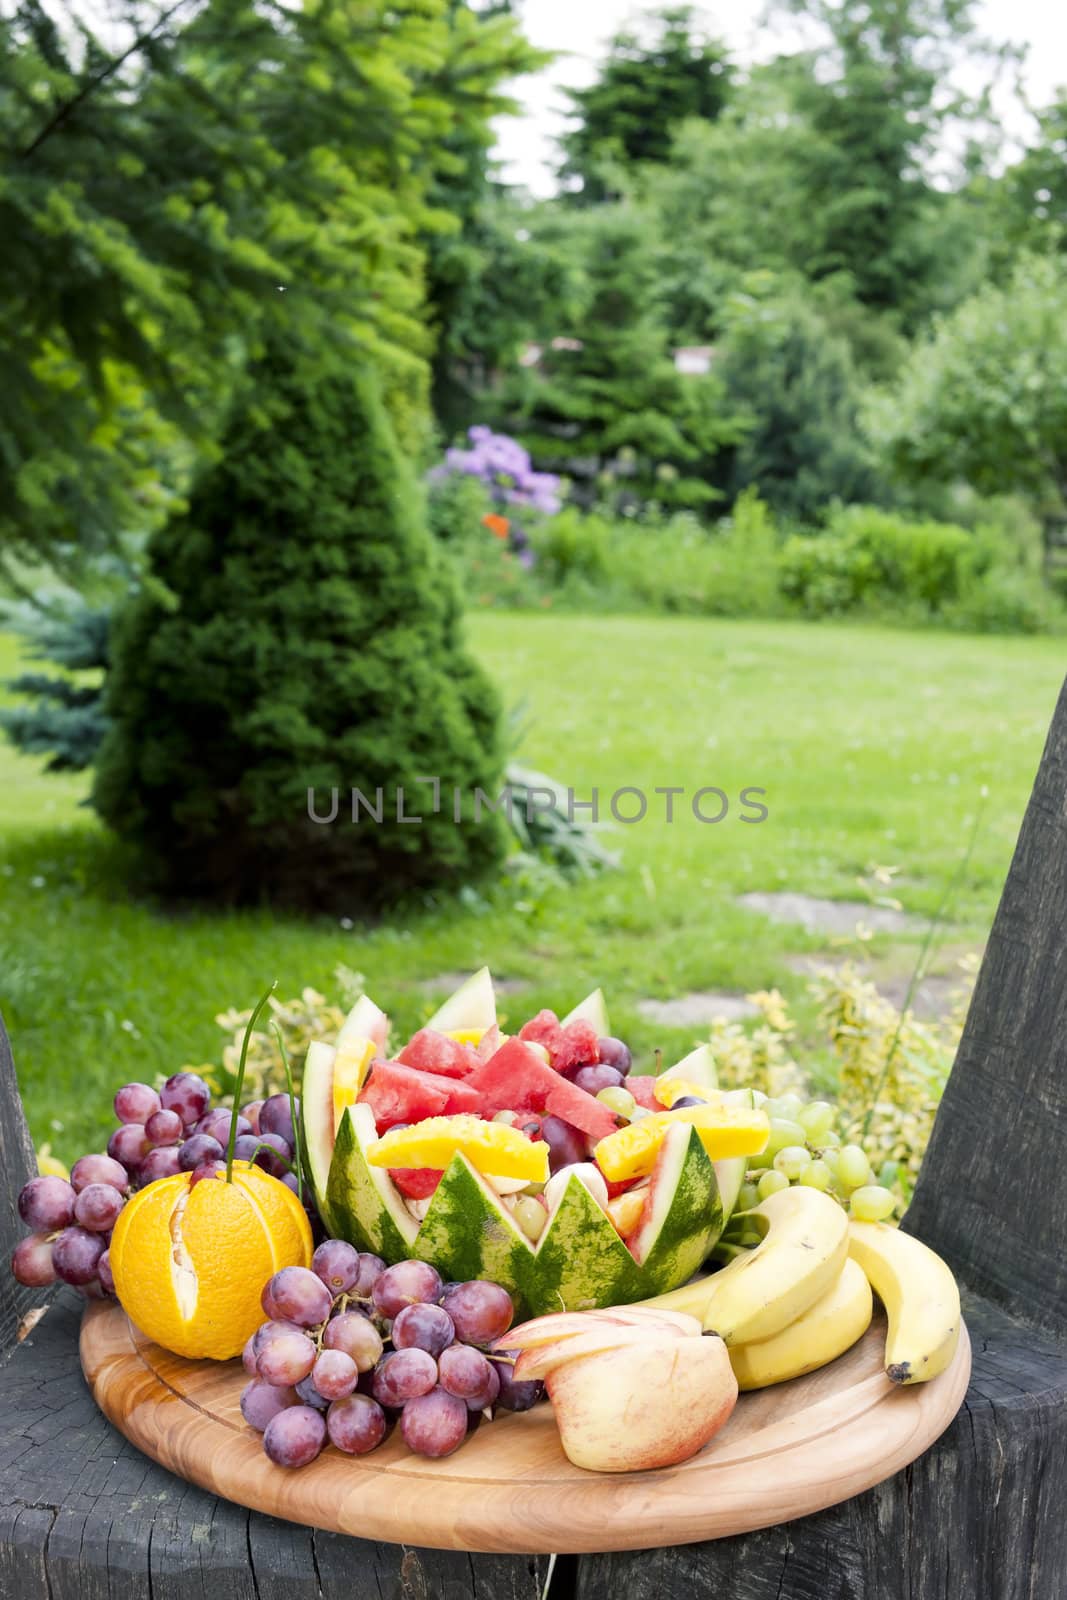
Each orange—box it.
[109,1160,313,1360]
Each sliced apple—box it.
[501,1312,612,1350]
[562,988,610,1034]
[587,1305,703,1336]
[426,968,496,1034]
[514,1325,671,1384]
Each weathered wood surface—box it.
[78,1299,971,1553]
[0,1012,44,1335]
[907,673,1067,1335]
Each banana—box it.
[728,1257,872,1390]
[637,1185,849,1344]
[848,1220,960,1385]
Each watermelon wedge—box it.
[469,1037,619,1142]
[398,1029,478,1078]
[359,1059,482,1132]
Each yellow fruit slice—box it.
[607,1187,647,1239]
[367,1114,549,1182]
[444,1027,486,1046]
[653,1078,724,1109]
[596,1105,769,1182]
[109,1161,313,1360]
[332,1036,377,1134]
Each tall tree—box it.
[559,6,731,203]
[0,0,531,574]
[93,331,508,907]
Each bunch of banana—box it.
[636,1187,960,1390]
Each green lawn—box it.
[1,618,1063,1161]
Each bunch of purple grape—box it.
[241,1242,545,1468]
[10,1072,306,1298]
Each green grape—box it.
[513,1197,548,1241]
[876,1160,900,1189]
[849,1185,897,1222]
[750,1089,769,1108]
[797,1100,835,1141]
[764,1117,806,1155]
[737,1182,760,1212]
[773,1145,810,1182]
[596,1086,636,1119]
[837,1144,872,1191]
[757,1169,790,1200]
[766,1094,804,1120]
[819,1129,841,1148]
[492,1109,519,1125]
[799,1159,833,1191]
[818,1147,841,1177]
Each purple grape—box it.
[438,1342,494,1401]
[241,1100,265,1134]
[572,1064,624,1096]
[327,1394,386,1455]
[144,1108,184,1147]
[177,1133,224,1171]
[490,1356,545,1412]
[108,1124,149,1169]
[232,1134,261,1164]
[439,1281,514,1345]
[252,1318,304,1361]
[262,1404,326,1468]
[671,1095,707,1108]
[312,1239,362,1295]
[52,1226,106,1286]
[241,1379,299,1431]
[295,1375,329,1412]
[259,1094,297,1146]
[597,1036,633,1076]
[80,1278,107,1301]
[70,1154,128,1195]
[464,1360,501,1413]
[371,1259,443,1318]
[247,1131,291,1178]
[311,1349,358,1401]
[269,1266,333,1328]
[161,1071,211,1129]
[391,1303,455,1358]
[188,1159,225,1187]
[257,1330,317,1386]
[352,1252,386,1297]
[114,1083,161,1125]
[11,1233,56,1287]
[73,1183,124,1233]
[242,1334,259,1377]
[323,1311,384,1371]
[371,1348,438,1407]
[97,1248,115,1295]
[400,1387,468,1458]
[18,1175,76,1232]
[261,1279,280,1318]
[138,1147,183,1184]
[200,1110,251,1148]
[540,1114,586,1174]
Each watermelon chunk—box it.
[358,1059,482,1132]
[629,1074,659,1111]
[519,1009,563,1060]
[389,1167,444,1200]
[397,1029,477,1079]
[553,1020,600,1073]
[469,1038,619,1142]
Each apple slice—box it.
[514,1325,670,1384]
[501,1312,612,1351]
[587,1305,703,1337]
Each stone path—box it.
[738,891,917,935]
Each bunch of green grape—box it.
[725,1089,898,1223]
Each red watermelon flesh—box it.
[628,1074,659,1111]
[358,1059,482,1132]
[389,1167,444,1200]
[397,1029,477,1079]
[553,1020,600,1073]
[469,1038,619,1142]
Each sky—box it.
[493,0,1067,196]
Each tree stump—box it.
[3,675,1067,1597]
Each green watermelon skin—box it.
[326,1105,725,1319]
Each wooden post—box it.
[0,1010,46,1340]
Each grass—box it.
[0,618,1063,1161]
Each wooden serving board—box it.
[80,1301,970,1554]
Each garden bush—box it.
[779,506,988,617]
[93,335,509,909]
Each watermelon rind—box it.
[301,1040,339,1235]
[425,967,496,1035]
[326,1105,725,1319]
[561,988,610,1035]
[335,993,388,1053]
